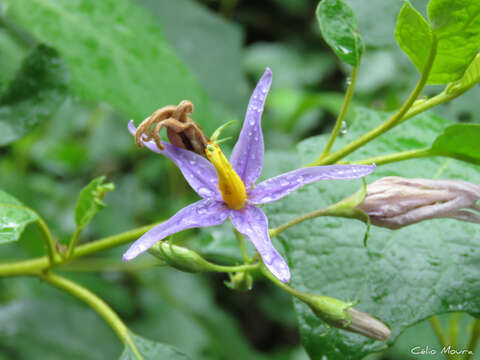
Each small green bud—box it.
[148,242,211,273]
[225,271,253,291]
[303,295,390,341]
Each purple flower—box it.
[123,68,375,282]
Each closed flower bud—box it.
[359,177,480,229]
[148,242,211,273]
[304,295,390,340]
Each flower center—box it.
[205,143,246,209]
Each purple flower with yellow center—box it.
[123,68,375,282]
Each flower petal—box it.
[123,199,229,261]
[248,164,376,204]
[230,205,290,283]
[128,120,220,199]
[230,68,272,187]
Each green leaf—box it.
[121,332,192,360]
[74,176,114,230]
[260,108,480,359]
[395,0,480,84]
[3,0,220,133]
[0,190,38,244]
[445,54,480,94]
[395,2,433,76]
[431,124,480,165]
[0,299,119,360]
[0,44,69,146]
[316,0,364,66]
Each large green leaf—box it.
[3,0,220,133]
[0,190,38,244]
[121,332,192,360]
[137,0,248,116]
[431,124,480,165]
[0,44,69,146]
[316,0,363,66]
[395,0,480,84]
[259,108,480,359]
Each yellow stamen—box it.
[205,143,247,209]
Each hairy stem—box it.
[311,36,438,166]
[320,66,358,158]
[39,272,143,359]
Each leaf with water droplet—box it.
[316,0,364,66]
[262,108,480,359]
[0,190,38,244]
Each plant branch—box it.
[340,148,433,166]
[0,223,158,277]
[35,216,59,265]
[429,317,454,360]
[39,272,143,359]
[319,66,358,158]
[311,35,438,166]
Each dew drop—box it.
[189,160,196,165]
[340,121,348,135]
[197,187,211,197]
[254,136,259,141]
[262,196,273,202]
[249,120,255,126]
[280,180,289,187]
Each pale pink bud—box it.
[359,177,480,229]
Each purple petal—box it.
[230,205,290,283]
[123,199,229,261]
[230,68,272,188]
[248,164,376,204]
[128,120,220,199]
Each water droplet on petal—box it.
[280,180,289,187]
[262,196,272,202]
[249,120,255,126]
[189,160,196,165]
[197,187,212,197]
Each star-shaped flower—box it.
[123,68,375,282]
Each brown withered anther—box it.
[134,100,209,156]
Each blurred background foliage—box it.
[0,0,478,359]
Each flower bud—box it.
[225,271,253,291]
[148,242,211,273]
[304,295,391,340]
[359,177,480,229]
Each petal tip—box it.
[122,253,132,262]
[127,120,136,135]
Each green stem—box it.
[340,148,433,166]
[234,228,250,262]
[260,264,309,302]
[429,316,454,360]
[209,262,260,273]
[269,202,365,238]
[0,223,158,277]
[465,319,480,360]
[319,66,359,158]
[35,216,58,265]
[39,272,143,359]
[311,35,438,166]
[66,228,82,259]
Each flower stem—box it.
[260,265,309,302]
[233,228,250,262]
[465,319,480,360]
[319,66,358,158]
[39,272,143,359]
[310,35,438,166]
